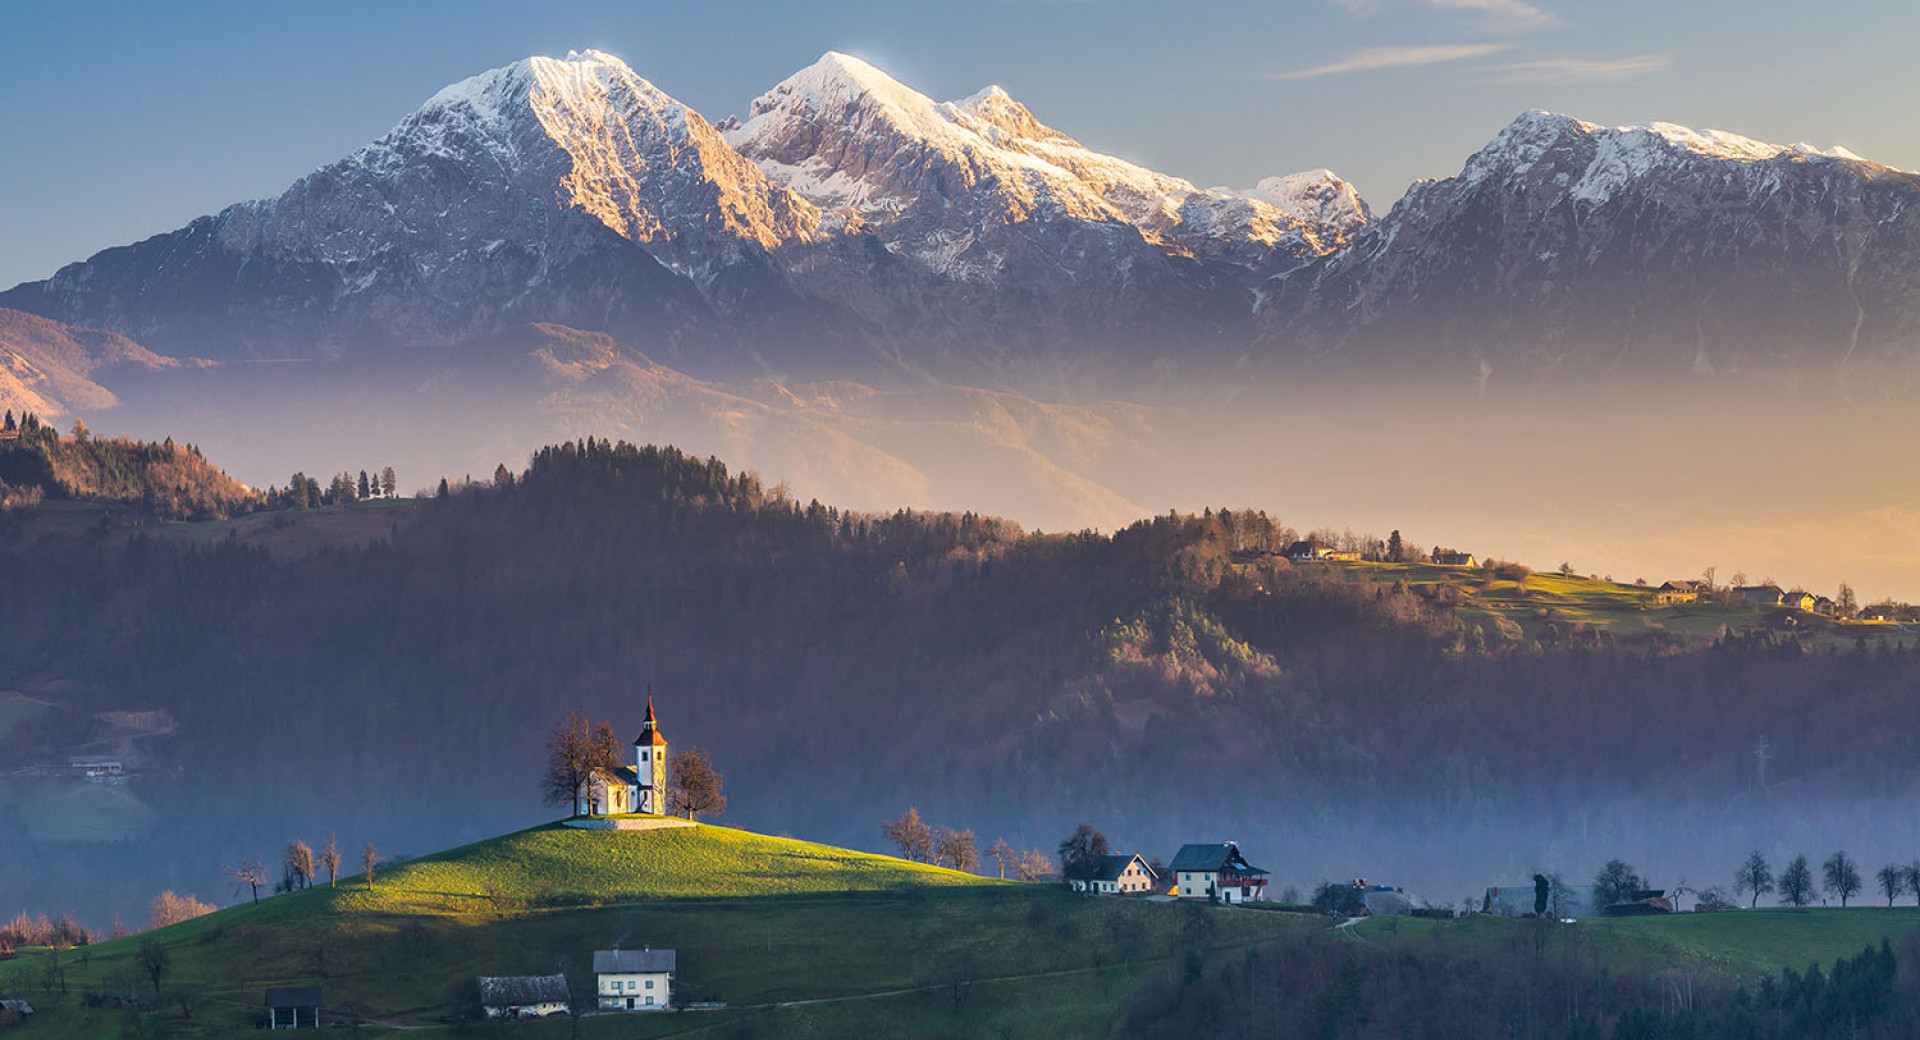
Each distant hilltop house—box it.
[1433,550,1477,567]
[1780,590,1817,612]
[579,697,669,816]
[1169,842,1269,904]
[1651,581,1704,605]
[68,755,125,783]
[1286,540,1360,563]
[264,986,323,1030]
[1066,853,1157,895]
[1813,596,1837,616]
[595,948,676,1011]
[478,974,570,1019]
[1736,585,1785,606]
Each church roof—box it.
[634,695,668,747]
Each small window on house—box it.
[646,996,655,1005]
[646,980,654,989]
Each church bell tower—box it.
[633,695,669,814]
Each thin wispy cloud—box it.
[1426,0,1556,32]
[1490,53,1673,84]
[1334,0,1556,32]
[1265,42,1513,81]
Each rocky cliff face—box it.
[1262,111,1920,390]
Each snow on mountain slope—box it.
[1263,109,1920,386]
[228,49,820,276]
[724,52,1364,272]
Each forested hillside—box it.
[0,413,257,519]
[4,439,1920,924]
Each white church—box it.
[577,698,670,816]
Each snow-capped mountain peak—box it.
[726,54,1366,270]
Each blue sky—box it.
[1,0,1913,288]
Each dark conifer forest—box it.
[4,439,1920,923]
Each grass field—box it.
[0,691,50,741]
[12,498,417,558]
[12,780,157,842]
[0,821,1309,1038]
[1352,906,1920,981]
[1311,561,1906,649]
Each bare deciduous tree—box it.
[1734,851,1773,909]
[936,828,979,872]
[139,937,170,999]
[882,807,936,862]
[285,840,316,891]
[1014,849,1053,882]
[147,891,216,930]
[1878,864,1907,907]
[987,839,1015,880]
[226,859,267,906]
[320,834,342,888]
[541,712,620,815]
[361,842,380,890]
[667,747,727,819]
[1823,850,1862,907]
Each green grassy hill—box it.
[0,821,1306,1038]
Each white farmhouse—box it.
[1066,853,1158,895]
[594,948,676,1011]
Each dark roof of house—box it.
[477,975,570,1007]
[594,948,677,974]
[1069,854,1151,882]
[264,986,323,1007]
[609,765,639,784]
[0,1000,34,1015]
[1168,842,1266,875]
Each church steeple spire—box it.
[633,687,668,814]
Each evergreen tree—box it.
[358,470,371,500]
[380,466,397,498]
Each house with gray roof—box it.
[1169,842,1269,904]
[477,974,569,1019]
[595,948,676,1011]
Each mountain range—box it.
[14,48,1911,397]
[6,48,1920,580]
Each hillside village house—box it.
[264,986,322,1030]
[1286,541,1360,563]
[1736,585,1786,607]
[1813,596,1837,616]
[1652,581,1703,605]
[1066,853,1157,895]
[1433,551,1477,567]
[478,975,570,1019]
[595,948,675,1011]
[1170,842,1269,904]
[578,698,669,816]
[1781,590,1817,611]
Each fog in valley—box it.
[6,344,1919,929]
